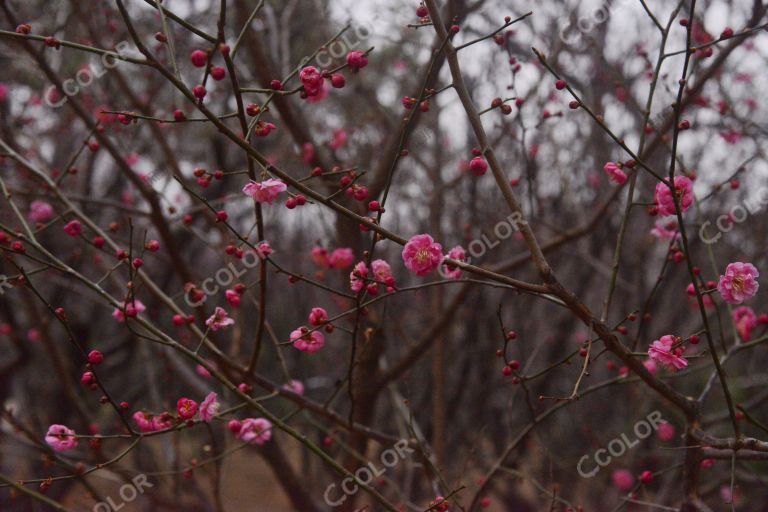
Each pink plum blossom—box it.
[196,364,212,379]
[112,299,146,322]
[732,306,757,342]
[177,398,198,420]
[305,79,329,103]
[346,51,369,71]
[199,392,219,423]
[717,262,759,304]
[45,424,78,452]
[612,469,635,492]
[441,246,467,280]
[283,379,305,395]
[257,242,273,258]
[648,334,688,371]
[402,234,443,276]
[371,259,395,290]
[329,248,354,269]
[603,162,628,185]
[650,219,680,241]
[225,289,241,308]
[308,307,328,326]
[28,201,54,223]
[350,261,368,293]
[206,307,235,331]
[290,326,325,353]
[63,219,83,237]
[654,176,694,216]
[299,66,324,97]
[311,246,330,268]
[329,129,348,150]
[242,179,287,204]
[236,418,272,445]
[133,411,174,433]
[657,421,676,442]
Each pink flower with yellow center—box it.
[717,262,759,304]
[402,234,443,276]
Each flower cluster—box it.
[131,391,219,433]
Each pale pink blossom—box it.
[603,162,628,185]
[45,424,78,452]
[648,334,687,371]
[329,248,354,269]
[242,179,287,204]
[654,176,694,216]
[441,246,467,280]
[732,306,757,342]
[350,261,368,293]
[717,262,759,304]
[112,299,146,322]
[236,418,272,445]
[371,259,395,289]
[290,326,325,353]
[206,307,235,331]
[402,234,443,276]
[650,219,680,241]
[199,392,219,423]
[28,201,54,223]
[283,379,305,395]
[308,307,328,326]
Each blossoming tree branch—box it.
[0,0,767,510]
